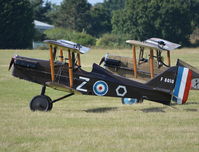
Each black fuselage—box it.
[11,56,172,105]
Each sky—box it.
[45,0,104,5]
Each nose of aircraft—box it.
[8,55,18,71]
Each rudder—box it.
[172,66,192,104]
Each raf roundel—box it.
[93,81,109,96]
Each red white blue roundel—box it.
[93,81,108,96]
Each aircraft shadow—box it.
[170,101,199,112]
[170,101,199,106]
[184,108,198,112]
[84,107,118,113]
[140,107,167,113]
[183,101,199,105]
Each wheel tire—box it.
[121,98,125,104]
[121,98,138,104]
[46,96,53,111]
[29,95,51,111]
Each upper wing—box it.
[44,39,90,54]
[145,38,181,51]
[126,38,181,51]
[126,40,159,50]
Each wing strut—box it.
[77,53,81,67]
[45,40,85,88]
[68,49,73,88]
[149,49,154,78]
[60,48,64,62]
[167,51,171,66]
[49,45,55,81]
[132,45,137,78]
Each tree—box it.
[46,4,60,25]
[86,0,125,37]
[112,0,198,45]
[190,0,199,27]
[48,0,126,37]
[0,0,34,49]
[103,0,126,11]
[88,4,112,37]
[30,0,52,23]
[54,0,91,32]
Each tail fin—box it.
[146,66,178,93]
[172,67,192,104]
[147,66,192,104]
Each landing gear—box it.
[29,85,74,111]
[29,85,53,111]
[121,98,143,104]
[46,96,53,111]
[29,95,53,111]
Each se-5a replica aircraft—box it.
[100,38,199,89]
[9,40,199,111]
[100,38,180,81]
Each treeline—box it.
[0,0,198,49]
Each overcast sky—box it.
[45,0,104,5]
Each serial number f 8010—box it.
[160,77,174,84]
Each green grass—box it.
[0,48,199,152]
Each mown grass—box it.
[0,48,199,152]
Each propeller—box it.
[99,57,105,65]
[8,57,15,71]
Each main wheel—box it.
[121,98,138,104]
[46,96,53,111]
[29,95,52,111]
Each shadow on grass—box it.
[169,102,199,112]
[170,101,199,107]
[184,108,198,112]
[84,107,118,113]
[183,101,199,105]
[140,107,167,113]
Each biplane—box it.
[9,39,199,111]
[100,38,199,91]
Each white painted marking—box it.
[76,77,90,92]
[116,85,127,97]
[177,68,188,104]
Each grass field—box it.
[0,48,199,152]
